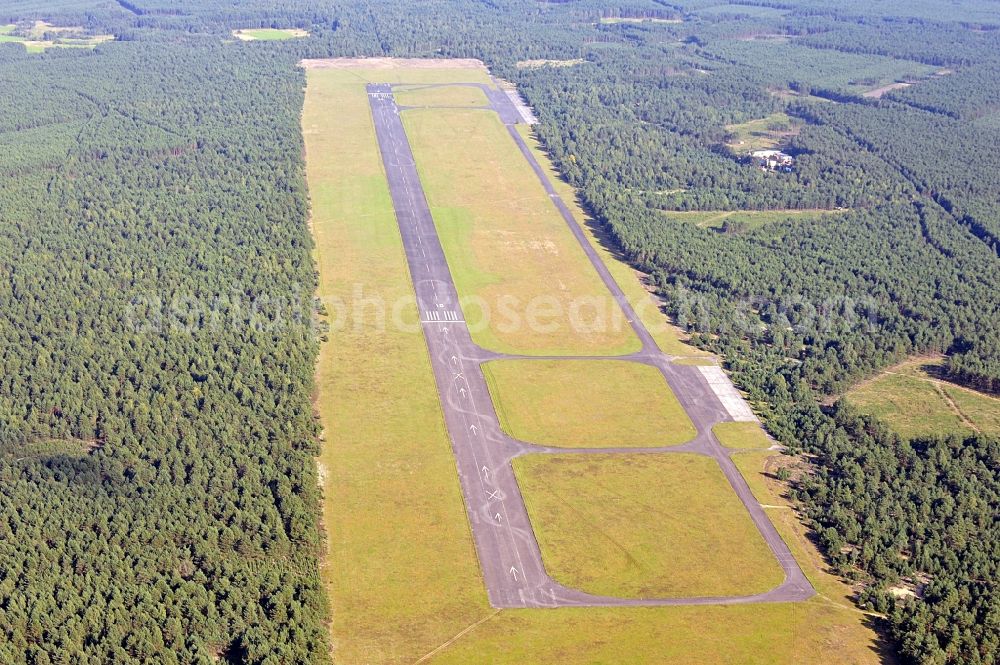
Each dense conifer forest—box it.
[1,0,998,663]
[0,28,328,665]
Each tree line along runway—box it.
[366,81,814,608]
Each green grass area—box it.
[394,84,489,108]
[851,373,969,437]
[713,421,774,450]
[0,26,30,49]
[944,383,1000,434]
[1,436,99,460]
[725,111,802,153]
[514,124,712,357]
[732,451,787,506]
[402,106,640,355]
[483,359,696,447]
[515,453,785,597]
[847,357,1000,439]
[664,208,847,232]
[233,27,308,41]
[428,599,886,663]
[304,59,890,665]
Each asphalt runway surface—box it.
[366,82,814,608]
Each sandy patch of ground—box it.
[862,82,912,98]
[516,58,585,69]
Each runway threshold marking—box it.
[421,310,463,323]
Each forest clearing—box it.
[304,58,885,664]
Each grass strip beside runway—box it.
[305,64,492,664]
[713,421,774,449]
[403,107,641,356]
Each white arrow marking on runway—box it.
[494,513,503,524]
[459,387,467,398]
[470,424,479,435]
[482,466,490,479]
[450,355,458,365]
[510,567,519,581]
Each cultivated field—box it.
[402,107,641,355]
[515,453,785,597]
[304,58,889,664]
[847,356,1000,439]
[484,360,695,447]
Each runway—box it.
[366,81,814,608]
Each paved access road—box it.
[366,82,814,608]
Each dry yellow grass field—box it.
[732,450,793,506]
[304,59,889,664]
[515,453,785,597]
[847,356,1000,439]
[483,359,695,447]
[714,421,775,449]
